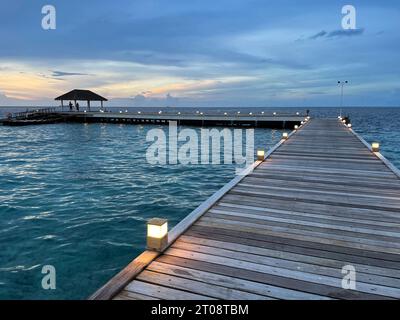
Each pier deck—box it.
[58,111,304,128]
[1,109,305,128]
[91,119,400,300]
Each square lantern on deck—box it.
[372,142,380,152]
[257,149,265,161]
[147,218,168,252]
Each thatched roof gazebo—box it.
[55,89,107,111]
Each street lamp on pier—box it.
[338,80,348,118]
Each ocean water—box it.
[0,106,399,299]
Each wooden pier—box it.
[2,110,305,129]
[91,118,400,300]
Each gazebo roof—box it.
[55,89,108,101]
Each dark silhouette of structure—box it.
[55,89,107,111]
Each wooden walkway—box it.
[91,119,400,300]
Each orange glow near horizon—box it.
[0,72,64,100]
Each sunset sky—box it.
[0,0,399,107]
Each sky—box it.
[0,0,399,107]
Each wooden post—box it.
[61,100,64,111]
[88,100,91,111]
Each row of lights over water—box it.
[88,110,303,116]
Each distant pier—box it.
[1,109,305,129]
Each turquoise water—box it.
[0,107,399,299]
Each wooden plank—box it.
[147,261,331,300]
[136,270,269,300]
[172,238,400,288]
[188,225,400,266]
[155,255,387,300]
[164,248,400,298]
[125,280,214,300]
[178,234,400,279]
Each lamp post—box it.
[338,80,348,118]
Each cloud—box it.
[327,28,365,38]
[309,30,327,40]
[306,28,365,41]
[51,70,90,77]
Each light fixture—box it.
[338,116,342,119]
[200,112,203,115]
[301,121,304,125]
[261,111,265,115]
[342,119,346,124]
[138,111,141,114]
[119,111,122,113]
[147,218,168,252]
[125,110,128,113]
[237,111,240,114]
[158,111,162,114]
[196,110,199,114]
[84,110,87,113]
[372,142,380,152]
[224,112,228,115]
[282,132,288,140]
[294,125,299,130]
[257,149,265,161]
[347,123,352,128]
[296,112,300,115]
[273,112,277,115]
[178,112,181,115]
[249,112,253,115]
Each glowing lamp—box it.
[257,149,265,161]
[147,218,168,252]
[347,123,352,128]
[224,112,228,115]
[296,112,300,115]
[138,111,141,114]
[158,111,162,114]
[301,121,304,125]
[273,112,277,115]
[282,132,288,140]
[249,112,253,115]
[294,125,299,130]
[261,111,265,115]
[372,142,380,152]
[119,111,122,113]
